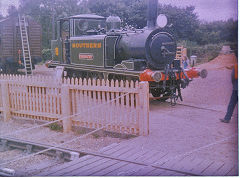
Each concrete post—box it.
[1,81,11,122]
[139,82,149,136]
[61,85,72,133]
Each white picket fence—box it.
[0,74,149,135]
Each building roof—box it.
[0,17,10,23]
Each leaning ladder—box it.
[18,15,33,75]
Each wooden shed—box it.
[0,14,42,73]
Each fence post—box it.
[61,85,72,133]
[1,81,11,122]
[139,81,149,136]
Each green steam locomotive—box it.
[47,0,207,103]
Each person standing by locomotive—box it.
[220,51,238,123]
[182,56,189,69]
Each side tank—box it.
[116,30,151,61]
[115,29,176,70]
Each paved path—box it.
[37,141,237,176]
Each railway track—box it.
[174,102,226,113]
[0,136,80,161]
[150,96,228,113]
[0,136,80,176]
[0,137,198,176]
[0,149,61,176]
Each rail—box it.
[0,136,80,161]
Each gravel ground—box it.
[0,149,57,176]
[149,102,238,164]
[0,64,123,176]
[0,118,123,176]
[180,54,237,109]
[147,53,238,164]
[0,119,123,152]
[180,54,238,163]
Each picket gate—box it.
[0,74,149,135]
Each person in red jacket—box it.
[220,51,238,123]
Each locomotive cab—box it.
[52,14,107,66]
[56,14,106,38]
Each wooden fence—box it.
[0,74,149,135]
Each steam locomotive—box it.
[47,0,207,103]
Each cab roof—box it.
[61,14,106,20]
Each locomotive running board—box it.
[49,62,141,78]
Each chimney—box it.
[147,0,158,29]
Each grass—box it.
[91,133,101,139]
[76,129,88,135]
[48,123,63,132]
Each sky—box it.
[158,0,238,22]
[0,0,238,22]
[0,0,19,16]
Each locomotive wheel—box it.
[150,88,161,97]
[87,72,97,79]
[151,88,171,102]
[86,72,104,80]
[158,94,171,102]
[66,70,105,81]
[108,74,126,82]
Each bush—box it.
[177,41,237,64]
[42,49,52,62]
[191,44,221,62]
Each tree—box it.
[87,0,148,28]
[7,5,18,16]
[19,0,88,48]
[18,0,237,48]
[87,0,200,35]
[19,0,49,47]
[196,19,238,45]
[158,5,200,42]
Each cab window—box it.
[74,19,105,36]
